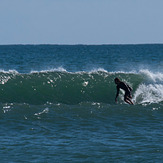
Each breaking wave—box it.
[0,69,163,105]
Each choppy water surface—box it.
[0,44,163,162]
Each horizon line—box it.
[0,43,163,46]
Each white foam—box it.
[30,67,67,73]
[34,108,49,116]
[139,69,163,83]
[0,69,18,74]
[136,69,163,104]
[0,70,18,85]
[89,68,108,73]
[133,83,163,104]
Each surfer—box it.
[114,77,134,105]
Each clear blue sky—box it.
[0,0,163,44]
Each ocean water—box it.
[0,44,163,162]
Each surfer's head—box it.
[114,77,121,84]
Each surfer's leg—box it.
[126,97,134,105]
[124,96,134,105]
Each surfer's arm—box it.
[127,84,132,91]
[115,87,119,102]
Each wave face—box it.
[0,69,162,105]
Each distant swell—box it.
[0,69,163,105]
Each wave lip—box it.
[139,69,163,83]
[0,69,19,74]
[30,67,67,74]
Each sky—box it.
[0,0,163,45]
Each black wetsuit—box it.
[116,82,132,99]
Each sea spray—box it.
[133,70,163,104]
